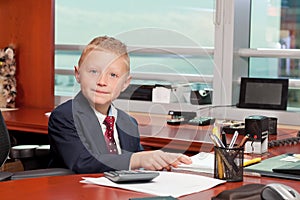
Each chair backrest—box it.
[0,111,74,181]
[0,111,10,168]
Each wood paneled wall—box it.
[0,0,54,109]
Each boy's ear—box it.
[74,66,80,83]
[121,75,131,92]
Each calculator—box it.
[104,170,159,183]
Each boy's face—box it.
[75,50,131,114]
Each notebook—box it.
[272,163,300,175]
[244,154,300,180]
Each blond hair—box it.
[78,36,130,68]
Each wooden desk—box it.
[0,163,299,200]
[2,109,214,153]
[2,109,299,154]
[2,108,50,134]
[1,109,299,199]
[131,112,300,154]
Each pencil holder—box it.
[214,146,244,182]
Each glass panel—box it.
[54,52,214,98]
[55,0,216,97]
[130,55,214,75]
[55,0,215,46]
[250,0,300,108]
[288,88,300,107]
[250,57,300,78]
[56,50,214,76]
[250,0,300,78]
[55,74,79,97]
[250,0,282,49]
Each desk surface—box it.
[0,170,299,200]
[1,108,300,199]
[2,108,50,134]
[2,108,300,154]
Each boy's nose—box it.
[96,74,107,86]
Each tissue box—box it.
[152,85,190,103]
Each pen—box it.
[243,157,262,167]
[213,134,226,148]
[209,133,217,146]
[221,130,227,146]
[215,147,238,172]
[229,131,238,148]
[238,134,250,148]
[209,133,225,148]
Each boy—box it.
[48,36,191,173]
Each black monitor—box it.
[238,77,289,110]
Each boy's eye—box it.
[88,69,99,75]
[110,73,118,78]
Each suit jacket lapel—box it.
[116,110,138,152]
[72,92,139,156]
[73,92,108,155]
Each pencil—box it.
[243,157,261,167]
[216,153,224,179]
[238,134,250,148]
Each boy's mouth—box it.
[94,89,109,95]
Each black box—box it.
[244,115,269,154]
[245,115,269,141]
[268,117,277,135]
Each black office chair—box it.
[0,111,74,181]
[9,143,51,171]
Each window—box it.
[55,0,300,125]
[227,0,300,125]
[55,0,215,103]
[249,0,300,108]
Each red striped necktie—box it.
[103,116,117,154]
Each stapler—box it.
[167,110,196,125]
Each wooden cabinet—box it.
[0,0,54,109]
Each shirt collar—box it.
[93,104,118,123]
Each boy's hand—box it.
[130,150,192,171]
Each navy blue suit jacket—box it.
[48,92,143,173]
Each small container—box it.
[214,146,244,182]
[268,117,277,135]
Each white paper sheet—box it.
[176,152,215,174]
[176,152,252,174]
[81,171,225,198]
